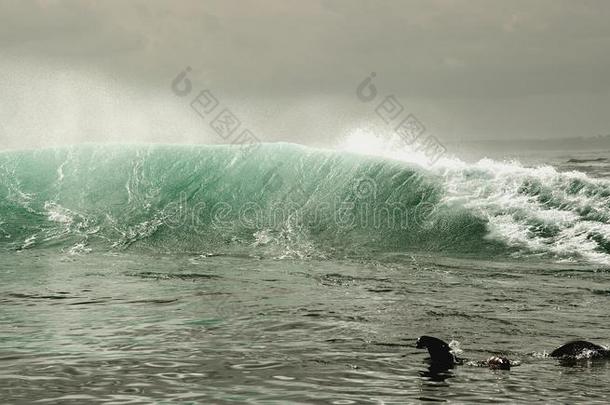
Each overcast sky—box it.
[1,0,610,149]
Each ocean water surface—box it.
[1,142,610,403]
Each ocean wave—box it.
[1,141,610,264]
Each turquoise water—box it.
[0,144,494,256]
[1,144,610,403]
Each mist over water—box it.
[1,57,361,151]
[0,58,209,150]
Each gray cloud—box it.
[1,0,609,148]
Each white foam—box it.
[338,131,610,265]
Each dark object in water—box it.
[416,335,461,367]
[415,335,512,370]
[550,340,610,359]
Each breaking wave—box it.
[1,141,610,264]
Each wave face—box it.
[1,142,610,263]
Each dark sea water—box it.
[1,144,610,404]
